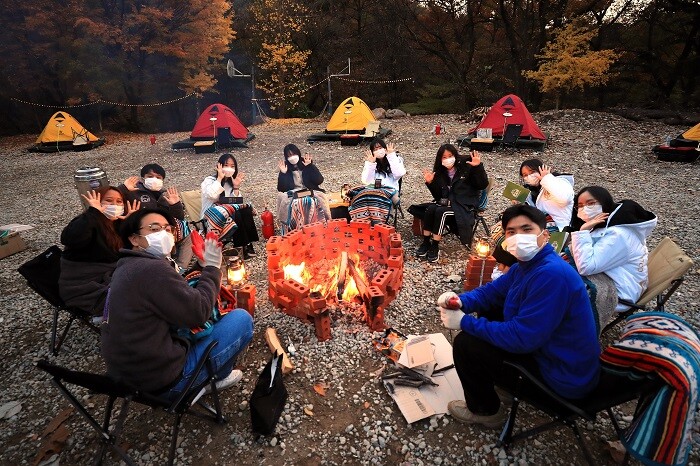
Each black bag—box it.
[18,245,63,307]
[250,351,287,436]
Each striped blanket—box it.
[347,185,398,225]
[283,195,319,235]
[600,312,700,466]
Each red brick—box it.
[266,236,282,252]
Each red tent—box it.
[191,103,249,140]
[469,94,546,140]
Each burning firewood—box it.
[336,251,348,300]
[347,258,376,320]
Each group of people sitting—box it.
[53,138,658,420]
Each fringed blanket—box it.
[283,196,319,235]
[203,203,251,239]
[600,312,700,466]
[581,273,617,336]
[347,185,398,225]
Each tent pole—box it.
[251,66,256,124]
[327,65,332,117]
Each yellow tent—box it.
[35,111,100,144]
[326,96,377,133]
[681,122,700,141]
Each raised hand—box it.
[216,163,226,180]
[278,159,288,173]
[467,150,481,166]
[121,200,141,219]
[364,149,376,163]
[538,164,552,178]
[422,168,435,184]
[164,187,180,205]
[82,190,103,211]
[233,172,246,188]
[387,142,396,154]
[581,212,610,231]
[123,176,140,191]
[302,152,312,166]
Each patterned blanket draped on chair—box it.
[282,196,320,235]
[600,312,700,466]
[347,185,398,225]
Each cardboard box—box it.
[0,233,27,259]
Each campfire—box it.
[267,219,404,340]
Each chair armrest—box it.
[617,299,644,311]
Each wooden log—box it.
[264,328,294,375]
[336,251,348,300]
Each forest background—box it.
[0,0,698,135]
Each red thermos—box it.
[261,206,275,239]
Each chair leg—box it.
[52,308,77,356]
[498,398,520,447]
[168,414,184,466]
[569,421,596,465]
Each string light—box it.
[10,93,196,109]
[335,76,413,84]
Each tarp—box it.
[681,122,700,141]
[326,96,377,133]
[191,103,249,140]
[35,111,101,144]
[469,94,547,141]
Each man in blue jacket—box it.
[438,204,600,428]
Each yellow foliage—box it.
[524,20,620,100]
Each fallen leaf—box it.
[363,401,370,409]
[313,382,329,396]
[41,408,73,438]
[33,425,69,466]
[304,407,314,416]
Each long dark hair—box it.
[93,186,125,252]
[283,144,303,171]
[369,138,392,176]
[571,186,617,231]
[215,153,238,186]
[119,208,176,250]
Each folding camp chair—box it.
[181,189,207,233]
[18,246,101,355]
[500,124,523,151]
[602,236,693,334]
[392,178,405,228]
[362,121,381,139]
[437,177,494,240]
[37,340,226,466]
[496,361,661,465]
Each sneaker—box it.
[203,369,243,396]
[244,244,256,259]
[448,400,508,428]
[415,238,431,258]
[426,242,440,263]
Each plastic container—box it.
[74,167,109,208]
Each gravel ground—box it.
[0,110,698,465]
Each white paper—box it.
[398,335,435,369]
[0,224,34,233]
[387,383,436,423]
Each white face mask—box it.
[143,177,163,191]
[102,204,124,219]
[287,155,299,165]
[222,167,236,177]
[373,148,387,159]
[524,173,540,186]
[442,157,456,169]
[143,230,175,258]
[502,230,545,262]
[577,204,604,222]
[491,267,504,281]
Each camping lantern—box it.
[149,135,156,145]
[502,111,512,135]
[227,256,246,288]
[475,238,491,259]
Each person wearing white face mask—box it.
[277,143,331,233]
[410,144,488,262]
[120,163,192,268]
[518,158,574,231]
[101,208,254,401]
[570,186,657,312]
[436,204,600,428]
[59,187,140,317]
[201,153,259,259]
[360,138,405,190]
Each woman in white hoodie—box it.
[570,186,658,312]
[519,158,574,231]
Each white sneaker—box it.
[191,369,243,405]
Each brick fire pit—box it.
[266,219,404,341]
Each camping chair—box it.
[18,246,101,356]
[437,177,494,241]
[496,361,662,465]
[216,127,233,149]
[500,124,523,151]
[392,178,405,228]
[36,340,226,466]
[602,237,693,334]
[181,189,207,233]
[362,121,381,139]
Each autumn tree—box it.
[249,0,311,116]
[524,20,620,109]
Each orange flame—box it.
[282,253,367,302]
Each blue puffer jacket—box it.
[457,243,600,399]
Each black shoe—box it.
[244,244,256,258]
[426,242,440,263]
[415,238,431,258]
